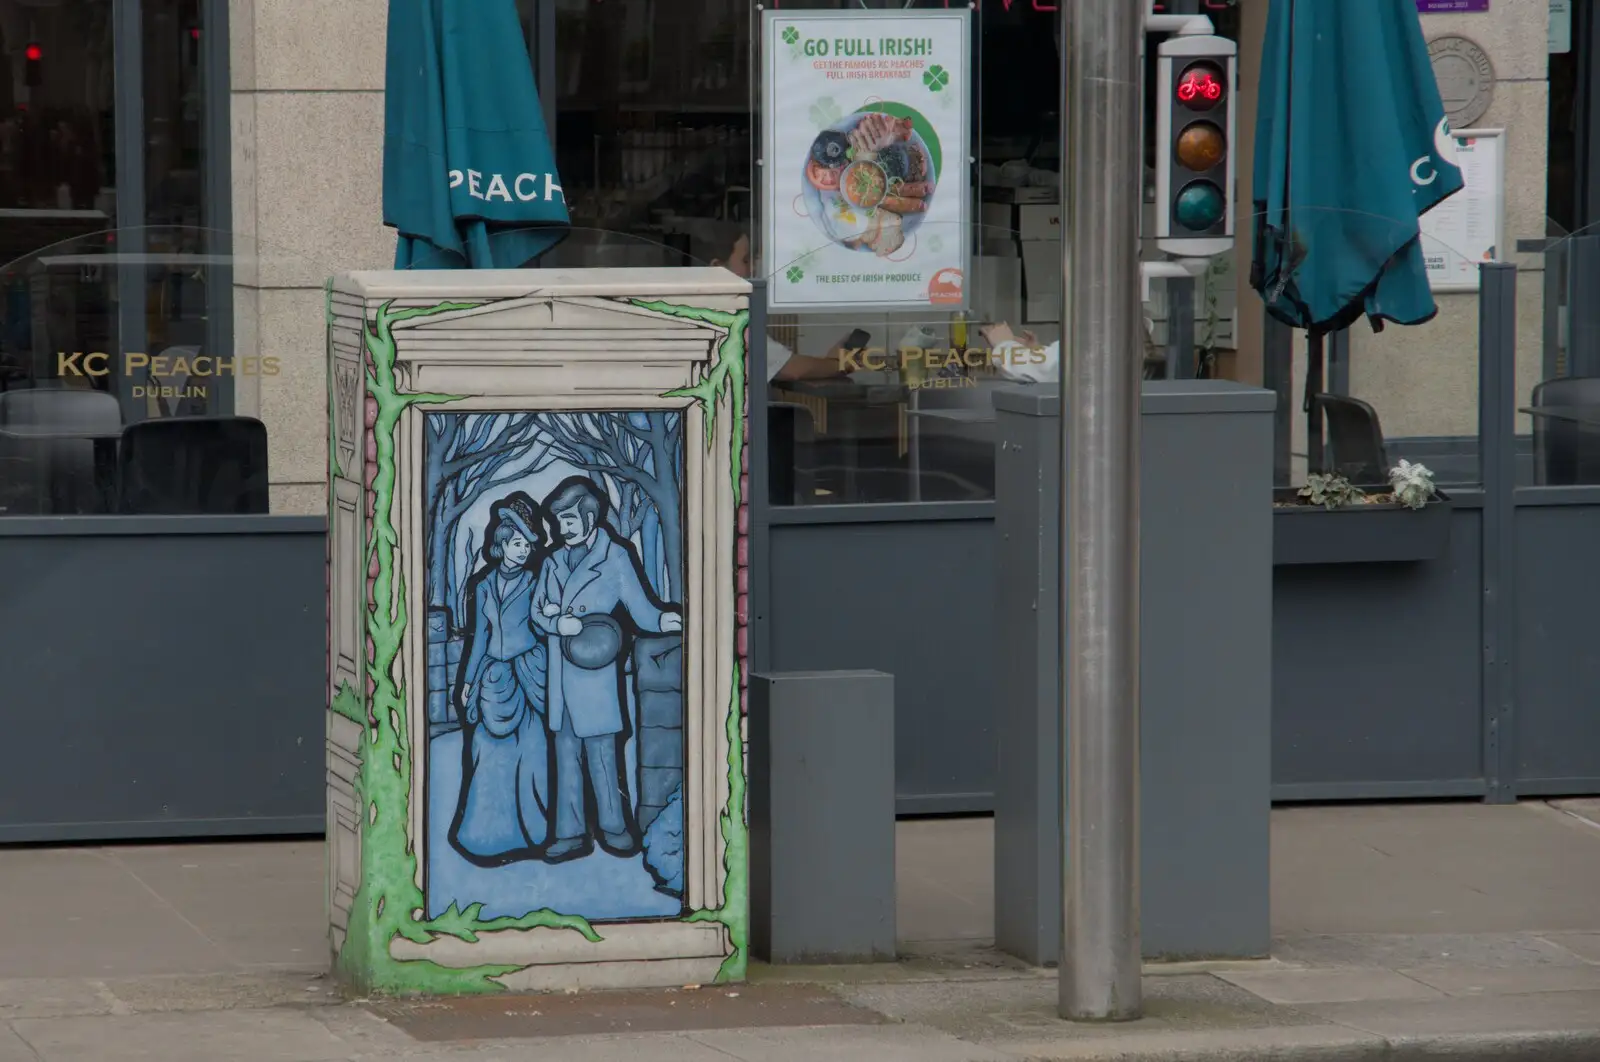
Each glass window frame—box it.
[111,0,234,425]
[0,0,235,521]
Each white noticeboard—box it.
[1419,128,1505,294]
[1551,0,1572,54]
[761,9,972,313]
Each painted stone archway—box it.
[326,270,751,994]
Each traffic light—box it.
[1154,34,1237,256]
[24,42,41,88]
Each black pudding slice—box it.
[810,131,850,168]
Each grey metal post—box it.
[1567,234,1600,378]
[1478,263,1518,805]
[747,279,771,676]
[1263,311,1295,486]
[1328,329,1350,396]
[1168,275,1196,380]
[1059,0,1143,1022]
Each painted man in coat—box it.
[534,477,682,862]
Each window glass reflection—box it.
[0,0,245,517]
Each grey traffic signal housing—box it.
[1154,34,1238,257]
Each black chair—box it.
[1531,376,1600,485]
[767,402,817,505]
[117,415,270,514]
[1313,393,1389,486]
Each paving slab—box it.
[1274,932,1593,969]
[1542,932,1600,963]
[0,1025,40,1062]
[1397,962,1600,997]
[9,1008,353,1062]
[367,983,884,1042]
[833,973,1328,1047]
[1549,799,1600,832]
[1304,989,1600,1038]
[0,980,118,1021]
[689,1023,1013,1062]
[96,844,325,970]
[96,971,337,1013]
[1273,804,1600,936]
[898,829,993,944]
[1213,967,1443,1005]
[990,1024,1386,1061]
[392,1031,761,1062]
[0,850,230,979]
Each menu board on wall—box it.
[761,9,972,312]
[1419,128,1505,293]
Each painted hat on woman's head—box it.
[493,496,541,545]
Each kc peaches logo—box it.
[928,268,964,305]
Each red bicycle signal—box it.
[1176,63,1225,110]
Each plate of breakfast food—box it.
[800,105,941,259]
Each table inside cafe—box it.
[768,368,1021,505]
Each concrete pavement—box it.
[0,800,1598,1060]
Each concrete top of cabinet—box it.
[332,267,751,301]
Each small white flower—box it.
[1388,460,1437,510]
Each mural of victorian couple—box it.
[422,409,689,924]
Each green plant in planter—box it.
[1388,460,1438,510]
[1298,473,1365,510]
[1196,254,1233,377]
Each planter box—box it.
[1273,489,1453,566]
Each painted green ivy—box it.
[335,297,601,995]
[632,297,751,984]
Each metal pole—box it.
[1059,0,1143,1023]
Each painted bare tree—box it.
[424,413,554,631]
[534,411,682,601]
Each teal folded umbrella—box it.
[1250,0,1463,335]
[383,0,569,269]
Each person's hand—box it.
[558,616,582,637]
[542,602,561,618]
[981,322,1019,347]
[661,613,683,634]
[460,684,477,724]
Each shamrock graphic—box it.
[928,235,945,254]
[923,64,949,92]
[782,26,799,44]
[808,98,842,128]
[786,266,805,284]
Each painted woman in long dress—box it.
[448,492,554,865]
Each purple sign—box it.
[1418,0,1488,11]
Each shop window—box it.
[533,0,1234,507]
[0,0,240,517]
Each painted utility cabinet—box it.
[325,268,751,995]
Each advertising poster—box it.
[1419,129,1504,292]
[762,9,971,313]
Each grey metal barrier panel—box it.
[992,381,1275,964]
[0,517,326,842]
[750,670,896,964]
[763,516,997,815]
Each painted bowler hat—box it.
[562,613,624,670]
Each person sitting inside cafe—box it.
[710,233,855,384]
[981,312,1162,383]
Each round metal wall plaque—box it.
[1428,35,1495,128]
